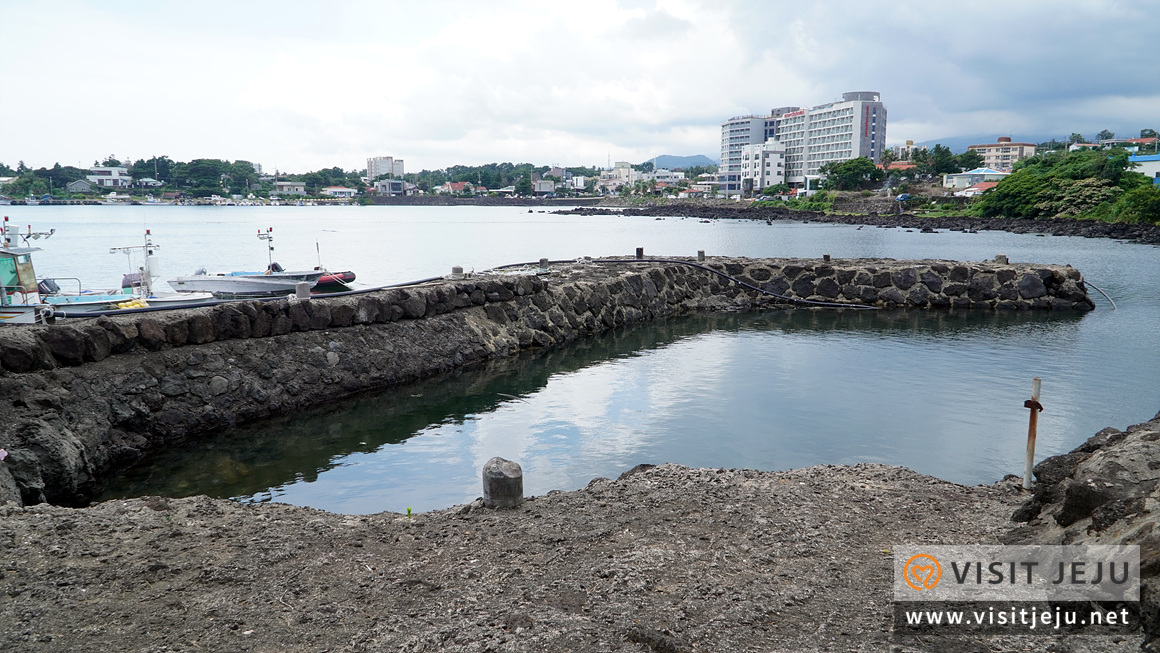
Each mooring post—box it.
[1023,377,1043,490]
[482,457,524,508]
[995,254,1009,264]
[697,250,705,261]
[294,282,311,300]
[823,254,831,262]
[635,247,644,260]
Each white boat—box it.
[168,272,317,296]
[0,218,53,325]
[166,226,323,297]
[41,230,218,317]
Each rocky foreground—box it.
[0,461,1145,653]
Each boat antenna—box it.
[257,227,274,269]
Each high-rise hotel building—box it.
[719,91,886,195]
[367,156,405,180]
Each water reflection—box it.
[96,308,1094,514]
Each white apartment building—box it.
[367,155,404,180]
[739,139,786,191]
[720,92,886,194]
[86,166,132,188]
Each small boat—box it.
[168,227,324,297]
[0,217,54,325]
[313,270,356,293]
[168,271,319,297]
[41,230,218,317]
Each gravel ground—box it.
[0,462,1143,652]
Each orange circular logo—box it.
[904,553,942,591]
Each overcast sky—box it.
[1,0,1154,173]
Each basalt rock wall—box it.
[0,257,1094,507]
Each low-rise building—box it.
[136,177,164,187]
[533,180,556,195]
[374,179,405,196]
[954,181,1000,197]
[1128,154,1160,184]
[942,167,1009,189]
[321,186,357,198]
[967,137,1036,172]
[436,181,474,195]
[65,179,93,193]
[272,181,305,196]
[86,166,132,188]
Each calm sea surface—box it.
[4,205,1157,513]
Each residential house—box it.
[65,179,93,193]
[272,181,306,196]
[1068,143,1101,152]
[436,181,474,195]
[942,167,1009,189]
[1128,154,1160,185]
[86,166,132,188]
[954,181,999,197]
[136,177,164,188]
[533,180,556,195]
[321,186,357,198]
[967,137,1036,172]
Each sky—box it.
[0,0,1155,173]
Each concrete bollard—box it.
[451,266,464,280]
[294,282,311,300]
[636,247,644,260]
[482,457,524,508]
[697,250,705,261]
[995,254,1009,264]
[823,254,831,262]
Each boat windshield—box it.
[1,255,38,303]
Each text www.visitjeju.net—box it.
[902,607,1131,631]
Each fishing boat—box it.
[40,230,218,317]
[0,217,54,325]
[167,227,324,297]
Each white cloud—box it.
[0,0,1154,172]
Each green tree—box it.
[1113,185,1160,223]
[1097,129,1115,142]
[1142,129,1157,139]
[514,175,533,196]
[683,165,718,178]
[1069,133,1086,144]
[101,155,122,167]
[761,183,791,196]
[956,150,984,171]
[0,162,14,176]
[818,157,883,190]
[930,144,959,174]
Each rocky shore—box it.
[3,460,1143,653]
[557,204,1160,245]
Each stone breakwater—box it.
[0,257,1094,508]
